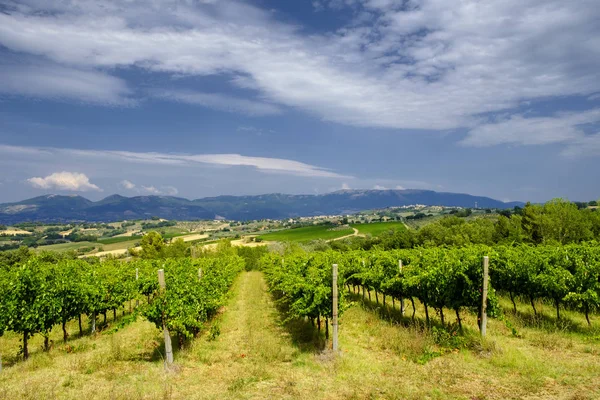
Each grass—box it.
[258,225,354,242]
[97,236,143,245]
[35,238,141,254]
[1,272,599,399]
[351,221,406,236]
[34,241,97,252]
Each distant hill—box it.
[0,190,524,224]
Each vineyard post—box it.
[135,268,139,308]
[399,260,405,315]
[158,269,174,367]
[198,268,203,281]
[362,260,366,300]
[332,263,339,352]
[481,256,489,337]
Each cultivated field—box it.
[258,225,354,242]
[352,221,407,236]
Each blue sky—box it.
[0,0,599,203]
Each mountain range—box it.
[0,189,524,224]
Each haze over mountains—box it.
[0,189,523,224]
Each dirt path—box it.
[328,227,360,242]
[182,271,306,398]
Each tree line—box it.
[328,199,600,251]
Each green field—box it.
[352,221,406,236]
[34,241,97,252]
[97,235,143,245]
[258,225,354,242]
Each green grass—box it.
[258,225,354,242]
[97,235,143,245]
[1,272,599,399]
[352,221,406,236]
[162,232,187,240]
[34,241,97,252]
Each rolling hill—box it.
[0,189,523,224]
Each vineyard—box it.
[0,254,243,361]
[0,242,599,399]
[262,243,600,334]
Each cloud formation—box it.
[120,180,136,190]
[462,109,600,148]
[0,61,132,105]
[27,171,102,192]
[0,144,351,179]
[153,90,281,116]
[0,0,598,134]
[120,179,179,195]
[141,185,179,196]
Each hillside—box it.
[0,189,523,224]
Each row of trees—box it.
[328,199,600,251]
[262,247,498,331]
[0,253,244,360]
[263,242,600,330]
[262,251,346,337]
[0,258,135,358]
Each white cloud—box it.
[395,185,405,190]
[27,171,102,192]
[461,109,600,148]
[562,133,600,158]
[120,180,136,190]
[163,186,179,196]
[141,185,160,194]
[0,0,598,131]
[373,184,387,190]
[141,185,179,196]
[153,90,281,116]
[0,144,352,179]
[341,182,351,190]
[121,179,178,195]
[0,62,132,105]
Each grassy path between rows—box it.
[2,271,600,399]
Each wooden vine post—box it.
[362,260,366,300]
[480,256,489,337]
[332,263,339,352]
[158,269,174,367]
[198,267,203,281]
[135,268,139,308]
[399,260,405,315]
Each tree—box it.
[140,231,165,259]
[521,202,543,244]
[163,238,189,258]
[0,246,33,270]
[493,215,525,244]
[6,259,60,359]
[540,199,591,244]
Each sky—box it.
[0,0,599,204]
